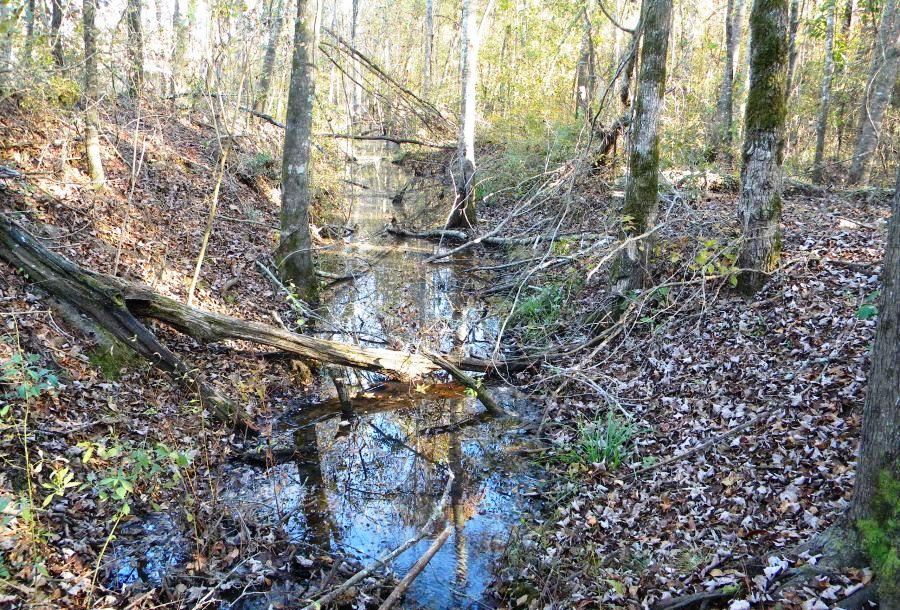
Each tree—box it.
[708,0,745,160]
[735,0,789,295]
[126,0,144,97]
[254,0,285,113]
[575,4,596,119]
[812,0,837,184]
[847,0,899,186]
[783,0,800,101]
[277,0,319,303]
[424,0,434,95]
[169,0,187,96]
[846,167,899,605]
[608,0,673,298]
[446,0,479,229]
[82,0,105,186]
[0,1,13,93]
[50,0,64,67]
[23,0,34,65]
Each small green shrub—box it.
[561,411,641,470]
[1,351,58,402]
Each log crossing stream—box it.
[108,141,538,609]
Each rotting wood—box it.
[388,225,608,249]
[0,213,250,430]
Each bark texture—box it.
[735,0,789,295]
[277,0,319,302]
[254,0,285,113]
[609,0,673,297]
[848,168,900,535]
[708,0,745,159]
[847,0,899,186]
[126,0,144,97]
[82,0,105,186]
[812,0,836,184]
[447,0,479,229]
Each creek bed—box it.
[108,141,538,609]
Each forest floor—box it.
[0,98,894,609]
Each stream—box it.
[108,142,537,609]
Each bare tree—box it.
[169,0,187,96]
[0,2,14,92]
[277,0,319,302]
[575,4,597,119]
[424,0,434,95]
[254,0,285,112]
[446,0,479,229]
[50,0,65,67]
[736,0,789,294]
[126,0,144,97]
[82,0,105,186]
[609,0,673,298]
[847,0,898,185]
[812,0,837,184]
[708,0,745,160]
[784,0,800,100]
[23,0,35,65]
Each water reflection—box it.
[107,141,534,609]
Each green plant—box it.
[857,290,880,320]
[511,284,565,332]
[80,440,195,516]
[561,411,641,470]
[40,465,79,507]
[857,471,899,597]
[1,351,59,402]
[688,238,741,286]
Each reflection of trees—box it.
[294,424,335,551]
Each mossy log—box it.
[0,214,525,425]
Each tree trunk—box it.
[847,168,900,605]
[277,0,319,303]
[575,5,596,119]
[812,0,837,184]
[169,0,187,97]
[51,0,64,68]
[847,0,899,186]
[424,0,434,95]
[609,0,673,298]
[82,0,105,186]
[126,0,144,98]
[0,2,13,92]
[708,0,745,160]
[23,0,35,65]
[254,0,285,113]
[350,0,361,119]
[783,0,800,101]
[446,0,479,229]
[735,0,789,295]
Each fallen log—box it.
[0,213,249,429]
[0,215,526,421]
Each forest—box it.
[0,0,897,607]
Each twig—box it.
[376,525,454,610]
